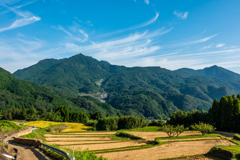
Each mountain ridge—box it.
[12,53,240,119]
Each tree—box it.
[175,125,188,137]
[191,122,216,135]
[55,106,69,122]
[162,124,176,137]
[22,106,26,118]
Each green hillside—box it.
[12,53,240,119]
[175,65,240,81]
[0,67,117,115]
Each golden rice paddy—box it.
[24,121,92,132]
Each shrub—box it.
[191,122,216,135]
[149,120,166,126]
[234,134,240,141]
[162,124,188,137]
[115,131,144,140]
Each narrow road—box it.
[3,127,52,160]
[0,146,9,160]
[8,141,52,160]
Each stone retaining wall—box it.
[13,137,42,148]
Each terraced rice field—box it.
[125,131,202,140]
[44,131,236,160]
[45,131,147,152]
[97,139,235,160]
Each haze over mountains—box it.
[8,53,239,119]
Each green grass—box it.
[115,131,145,140]
[221,145,240,154]
[123,126,162,132]
[42,144,108,160]
[0,120,25,132]
[22,128,47,141]
[156,134,220,140]
[158,154,204,160]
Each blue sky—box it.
[1,0,240,73]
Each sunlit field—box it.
[24,121,92,132]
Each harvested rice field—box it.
[160,136,221,141]
[61,132,116,135]
[97,140,235,160]
[44,131,236,160]
[62,141,146,151]
[45,134,113,137]
[46,137,112,141]
[126,131,202,140]
[47,140,125,145]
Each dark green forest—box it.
[168,94,240,132]
[12,53,240,119]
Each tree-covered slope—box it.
[175,65,240,81]
[0,67,117,115]
[12,53,240,119]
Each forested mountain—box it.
[0,67,118,116]
[12,53,240,119]
[175,65,240,81]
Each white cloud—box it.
[216,43,225,48]
[101,12,159,36]
[144,0,149,5]
[173,10,188,19]
[0,3,40,32]
[61,29,173,64]
[79,29,88,39]
[202,45,212,49]
[56,25,89,42]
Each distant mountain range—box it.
[11,53,240,119]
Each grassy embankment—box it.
[0,120,26,136]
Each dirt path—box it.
[0,146,9,160]
[213,131,238,138]
[125,131,202,140]
[3,127,52,160]
[97,140,234,160]
[3,128,32,143]
[9,141,52,160]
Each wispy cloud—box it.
[165,34,217,48]
[144,0,149,5]
[173,10,188,19]
[0,3,40,32]
[56,25,89,42]
[216,43,225,48]
[100,12,159,36]
[61,28,172,63]
[202,45,212,49]
[86,20,93,26]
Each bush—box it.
[234,134,240,141]
[162,124,188,137]
[41,147,65,160]
[149,120,166,126]
[191,122,216,135]
[115,131,144,140]
[96,117,118,131]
